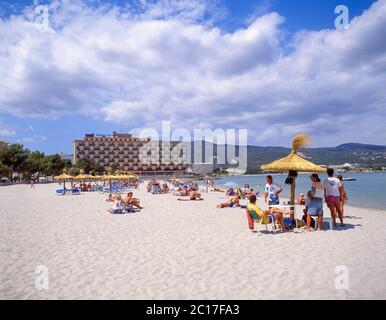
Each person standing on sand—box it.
[324,168,344,227]
[30,179,35,189]
[337,175,348,216]
[264,175,283,206]
[306,174,325,232]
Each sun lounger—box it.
[246,208,277,235]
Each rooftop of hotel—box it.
[76,132,150,142]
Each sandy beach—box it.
[1,183,386,300]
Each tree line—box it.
[0,144,105,181]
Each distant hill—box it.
[189,142,386,173]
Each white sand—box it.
[1,183,386,300]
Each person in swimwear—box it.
[216,195,240,208]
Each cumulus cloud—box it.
[0,0,385,146]
[0,118,16,138]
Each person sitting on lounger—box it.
[247,195,288,232]
[216,195,240,208]
[123,192,142,209]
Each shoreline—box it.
[1,181,385,213]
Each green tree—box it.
[0,160,12,178]
[93,163,105,175]
[0,144,30,178]
[110,163,118,174]
[44,154,67,176]
[23,151,47,178]
[76,158,93,174]
[69,167,80,176]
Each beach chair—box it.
[321,217,334,230]
[246,208,276,236]
[56,189,65,195]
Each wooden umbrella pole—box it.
[290,178,296,206]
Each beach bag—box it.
[296,219,306,228]
[284,218,293,227]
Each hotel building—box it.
[73,132,188,174]
[0,140,8,149]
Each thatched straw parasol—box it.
[54,170,73,194]
[73,169,88,181]
[261,134,326,205]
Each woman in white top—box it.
[107,195,123,214]
[306,174,324,231]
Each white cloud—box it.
[0,0,385,146]
[17,134,47,144]
[0,128,16,137]
[0,119,16,138]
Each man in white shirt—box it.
[323,168,344,227]
[264,175,283,206]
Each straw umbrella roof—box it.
[261,134,326,173]
[261,134,326,206]
[102,174,117,180]
[73,174,88,180]
[54,173,73,180]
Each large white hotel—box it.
[73,132,188,174]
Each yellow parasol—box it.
[54,170,73,194]
[73,174,88,180]
[261,134,326,205]
[54,172,73,180]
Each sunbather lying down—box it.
[212,187,226,192]
[178,191,203,201]
[216,195,239,208]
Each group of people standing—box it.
[262,168,348,232]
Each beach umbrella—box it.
[73,174,88,180]
[54,171,73,194]
[261,134,326,205]
[89,175,101,179]
[54,172,73,180]
[223,182,240,189]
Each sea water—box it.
[217,172,386,210]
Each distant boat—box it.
[342,177,357,181]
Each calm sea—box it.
[216,172,386,210]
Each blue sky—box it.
[0,0,384,154]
